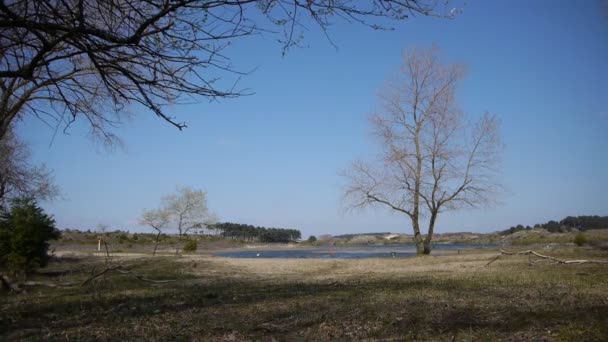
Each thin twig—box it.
[81,266,121,286]
[485,255,500,266]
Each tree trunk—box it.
[175,232,182,256]
[411,214,425,255]
[422,211,438,255]
[412,120,423,254]
[422,241,432,255]
[153,231,161,256]
[413,233,424,255]
[176,218,183,256]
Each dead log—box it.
[486,249,608,266]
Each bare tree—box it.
[0,0,459,143]
[0,127,59,206]
[145,186,215,255]
[140,208,169,256]
[343,47,501,255]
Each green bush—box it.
[182,239,198,253]
[574,233,587,246]
[308,235,317,242]
[0,198,60,275]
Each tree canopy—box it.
[210,222,301,243]
[500,215,608,235]
[0,0,458,143]
[143,186,214,254]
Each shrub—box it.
[183,239,198,253]
[308,235,317,242]
[0,198,60,275]
[574,233,587,246]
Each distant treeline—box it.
[500,215,608,235]
[209,222,301,243]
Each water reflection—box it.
[214,244,496,259]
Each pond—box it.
[214,244,497,259]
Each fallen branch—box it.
[0,274,21,292]
[81,266,176,286]
[487,249,608,266]
[21,281,78,288]
[1,273,80,293]
[113,268,176,283]
[2,265,176,293]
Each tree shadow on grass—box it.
[2,257,608,340]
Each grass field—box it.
[1,246,607,341]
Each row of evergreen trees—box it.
[558,216,608,230]
[500,215,608,235]
[209,222,301,243]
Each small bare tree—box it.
[343,47,501,255]
[144,186,215,255]
[0,0,459,143]
[140,208,170,256]
[0,127,58,206]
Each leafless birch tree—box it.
[343,47,501,255]
[0,0,460,144]
[144,186,215,255]
[140,208,169,256]
[0,127,58,206]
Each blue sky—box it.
[18,0,608,237]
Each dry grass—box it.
[1,246,607,341]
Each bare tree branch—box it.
[0,126,59,205]
[0,0,460,144]
[343,46,501,255]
